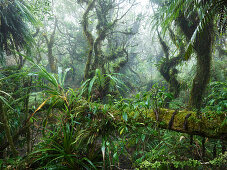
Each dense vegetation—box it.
[0,0,226,169]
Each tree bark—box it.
[43,18,58,73]
[189,23,213,110]
[176,14,213,110]
[190,51,211,109]
[136,108,226,140]
[82,0,96,80]
[157,31,184,99]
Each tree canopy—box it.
[0,0,226,169]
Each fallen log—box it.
[69,100,227,140]
[124,108,227,140]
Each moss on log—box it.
[127,108,227,140]
[68,99,227,140]
[23,99,227,141]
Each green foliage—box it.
[139,159,202,169]
[81,69,127,100]
[0,157,24,169]
[28,118,96,169]
[139,152,227,169]
[29,0,53,20]
[24,56,73,112]
[0,90,13,109]
[0,0,40,58]
[210,152,227,166]
[137,133,226,169]
[1,63,226,169]
[0,66,34,145]
[204,81,227,113]
[115,84,172,110]
[0,1,226,169]
[151,0,227,59]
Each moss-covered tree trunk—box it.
[82,0,96,80]
[177,14,213,110]
[190,51,212,110]
[65,100,227,140]
[136,108,227,140]
[189,24,213,110]
[157,30,184,100]
[43,18,58,73]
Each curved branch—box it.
[157,31,184,99]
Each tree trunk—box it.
[157,31,183,100]
[43,18,58,73]
[1,102,19,157]
[190,52,211,110]
[142,108,227,140]
[189,23,213,110]
[0,121,31,154]
[82,0,96,80]
[177,14,213,110]
[47,43,57,73]
[71,101,227,140]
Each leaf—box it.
[83,157,97,170]
[101,144,106,158]
[95,69,101,77]
[184,43,193,60]
[0,96,14,110]
[88,76,97,96]
[101,139,106,164]
[120,128,124,135]
[27,97,50,122]
[133,111,140,119]
[141,134,146,142]
[106,74,128,89]
[122,112,128,122]
[113,152,118,161]
[58,67,63,86]
[62,68,71,86]
[209,99,216,105]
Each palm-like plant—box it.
[23,56,72,124]
[81,69,127,101]
[152,0,226,57]
[0,0,38,65]
[28,120,97,169]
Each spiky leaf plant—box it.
[28,119,97,170]
[0,0,39,62]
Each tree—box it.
[157,28,185,103]
[43,18,58,73]
[78,0,137,99]
[151,0,227,110]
